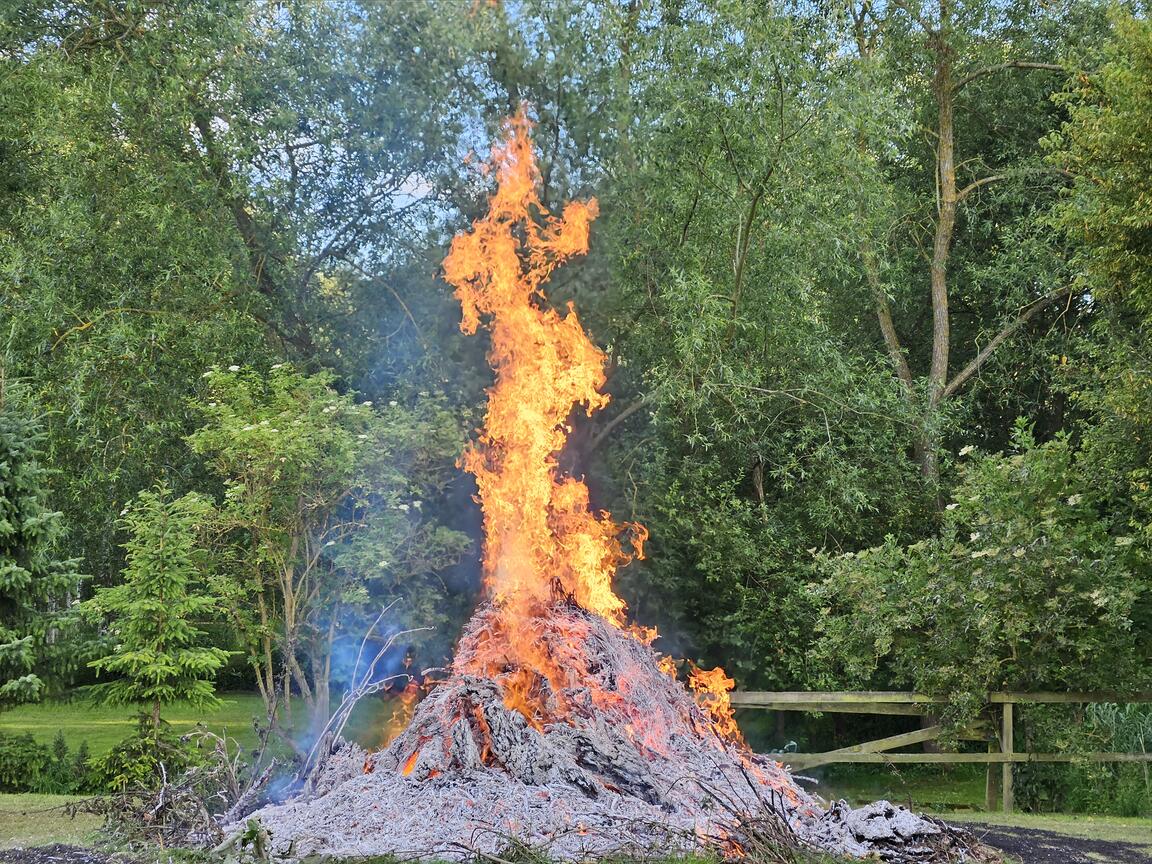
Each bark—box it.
[923,2,957,487]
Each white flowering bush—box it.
[812,420,1147,726]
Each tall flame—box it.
[443,110,642,625]
[443,110,740,742]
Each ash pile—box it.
[240,603,992,863]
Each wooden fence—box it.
[730,691,1152,813]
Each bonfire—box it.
[240,112,993,863]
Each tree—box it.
[598,0,928,682]
[814,423,1148,725]
[1,1,482,591]
[187,364,469,734]
[0,375,82,706]
[847,0,1099,486]
[85,484,227,735]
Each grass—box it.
[0,794,103,850]
[1,690,402,757]
[811,763,987,810]
[0,692,270,755]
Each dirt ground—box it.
[0,847,109,864]
[1,828,1150,864]
[960,821,1152,864]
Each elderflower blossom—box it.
[946,503,959,511]
[1067,494,1082,505]
[271,363,283,370]
[378,560,389,568]
[397,503,410,512]
[201,370,213,378]
[958,445,975,457]
[229,365,241,372]
[389,400,398,407]
[358,434,368,440]
[362,401,373,407]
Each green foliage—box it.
[85,485,229,727]
[0,0,480,593]
[0,729,95,793]
[0,379,83,706]
[1014,703,1152,816]
[187,364,469,724]
[90,715,199,793]
[1049,11,1152,562]
[0,731,49,792]
[814,422,1148,724]
[1050,12,1152,321]
[604,1,929,682]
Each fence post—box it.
[1001,701,1014,813]
[985,739,998,811]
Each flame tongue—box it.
[444,111,738,744]
[444,111,638,634]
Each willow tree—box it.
[849,0,1102,486]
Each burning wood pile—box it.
[238,113,994,863]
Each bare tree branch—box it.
[956,174,1007,202]
[941,286,1074,401]
[589,395,650,453]
[953,60,1064,94]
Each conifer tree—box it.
[86,485,229,735]
[0,375,82,707]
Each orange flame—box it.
[444,109,641,627]
[688,665,745,745]
[442,110,745,745]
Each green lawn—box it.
[2,690,401,757]
[0,794,103,850]
[811,764,987,810]
[0,692,269,755]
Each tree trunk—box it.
[921,3,957,491]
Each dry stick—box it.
[300,615,431,782]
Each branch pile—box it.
[239,604,995,863]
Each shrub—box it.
[91,715,202,793]
[0,730,99,793]
[1015,703,1152,816]
[0,731,49,791]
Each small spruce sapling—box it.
[85,485,230,743]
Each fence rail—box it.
[733,690,1152,813]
